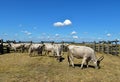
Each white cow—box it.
[43,43,54,56]
[53,44,63,62]
[8,43,24,52]
[28,43,44,56]
[67,45,104,69]
[3,43,9,47]
[44,43,63,62]
[23,43,32,53]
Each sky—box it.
[0,0,120,42]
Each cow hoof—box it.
[95,66,100,69]
[72,66,75,68]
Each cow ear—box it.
[98,56,104,61]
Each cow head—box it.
[38,44,45,55]
[57,56,64,62]
[61,43,69,52]
[96,56,104,69]
[7,43,12,48]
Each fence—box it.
[83,40,119,55]
[0,39,4,54]
[0,39,120,55]
[0,39,11,54]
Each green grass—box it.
[0,52,120,82]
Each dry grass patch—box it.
[0,52,120,82]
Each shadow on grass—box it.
[70,64,95,69]
[60,57,65,62]
[29,55,43,57]
[48,56,65,62]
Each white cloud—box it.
[53,22,64,27]
[26,32,32,35]
[72,36,78,39]
[107,33,111,37]
[116,38,120,41]
[71,31,77,35]
[55,34,59,37]
[63,19,72,26]
[53,19,72,27]
[47,36,50,39]
[21,30,32,35]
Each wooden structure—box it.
[84,40,119,55]
[0,39,4,54]
[0,39,10,54]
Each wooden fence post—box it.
[0,39,4,54]
[93,41,96,51]
[115,40,119,55]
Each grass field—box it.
[0,52,120,82]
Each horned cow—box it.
[67,45,104,69]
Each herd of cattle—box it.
[3,42,104,69]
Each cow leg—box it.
[53,51,56,58]
[14,48,16,52]
[29,49,32,57]
[81,57,87,69]
[28,51,31,56]
[44,51,47,56]
[48,51,50,56]
[67,51,74,67]
[28,48,31,56]
[86,60,89,68]
[86,58,90,68]
[67,55,71,66]
[67,55,74,67]
[69,55,74,68]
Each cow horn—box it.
[98,56,104,61]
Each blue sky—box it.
[0,0,120,42]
